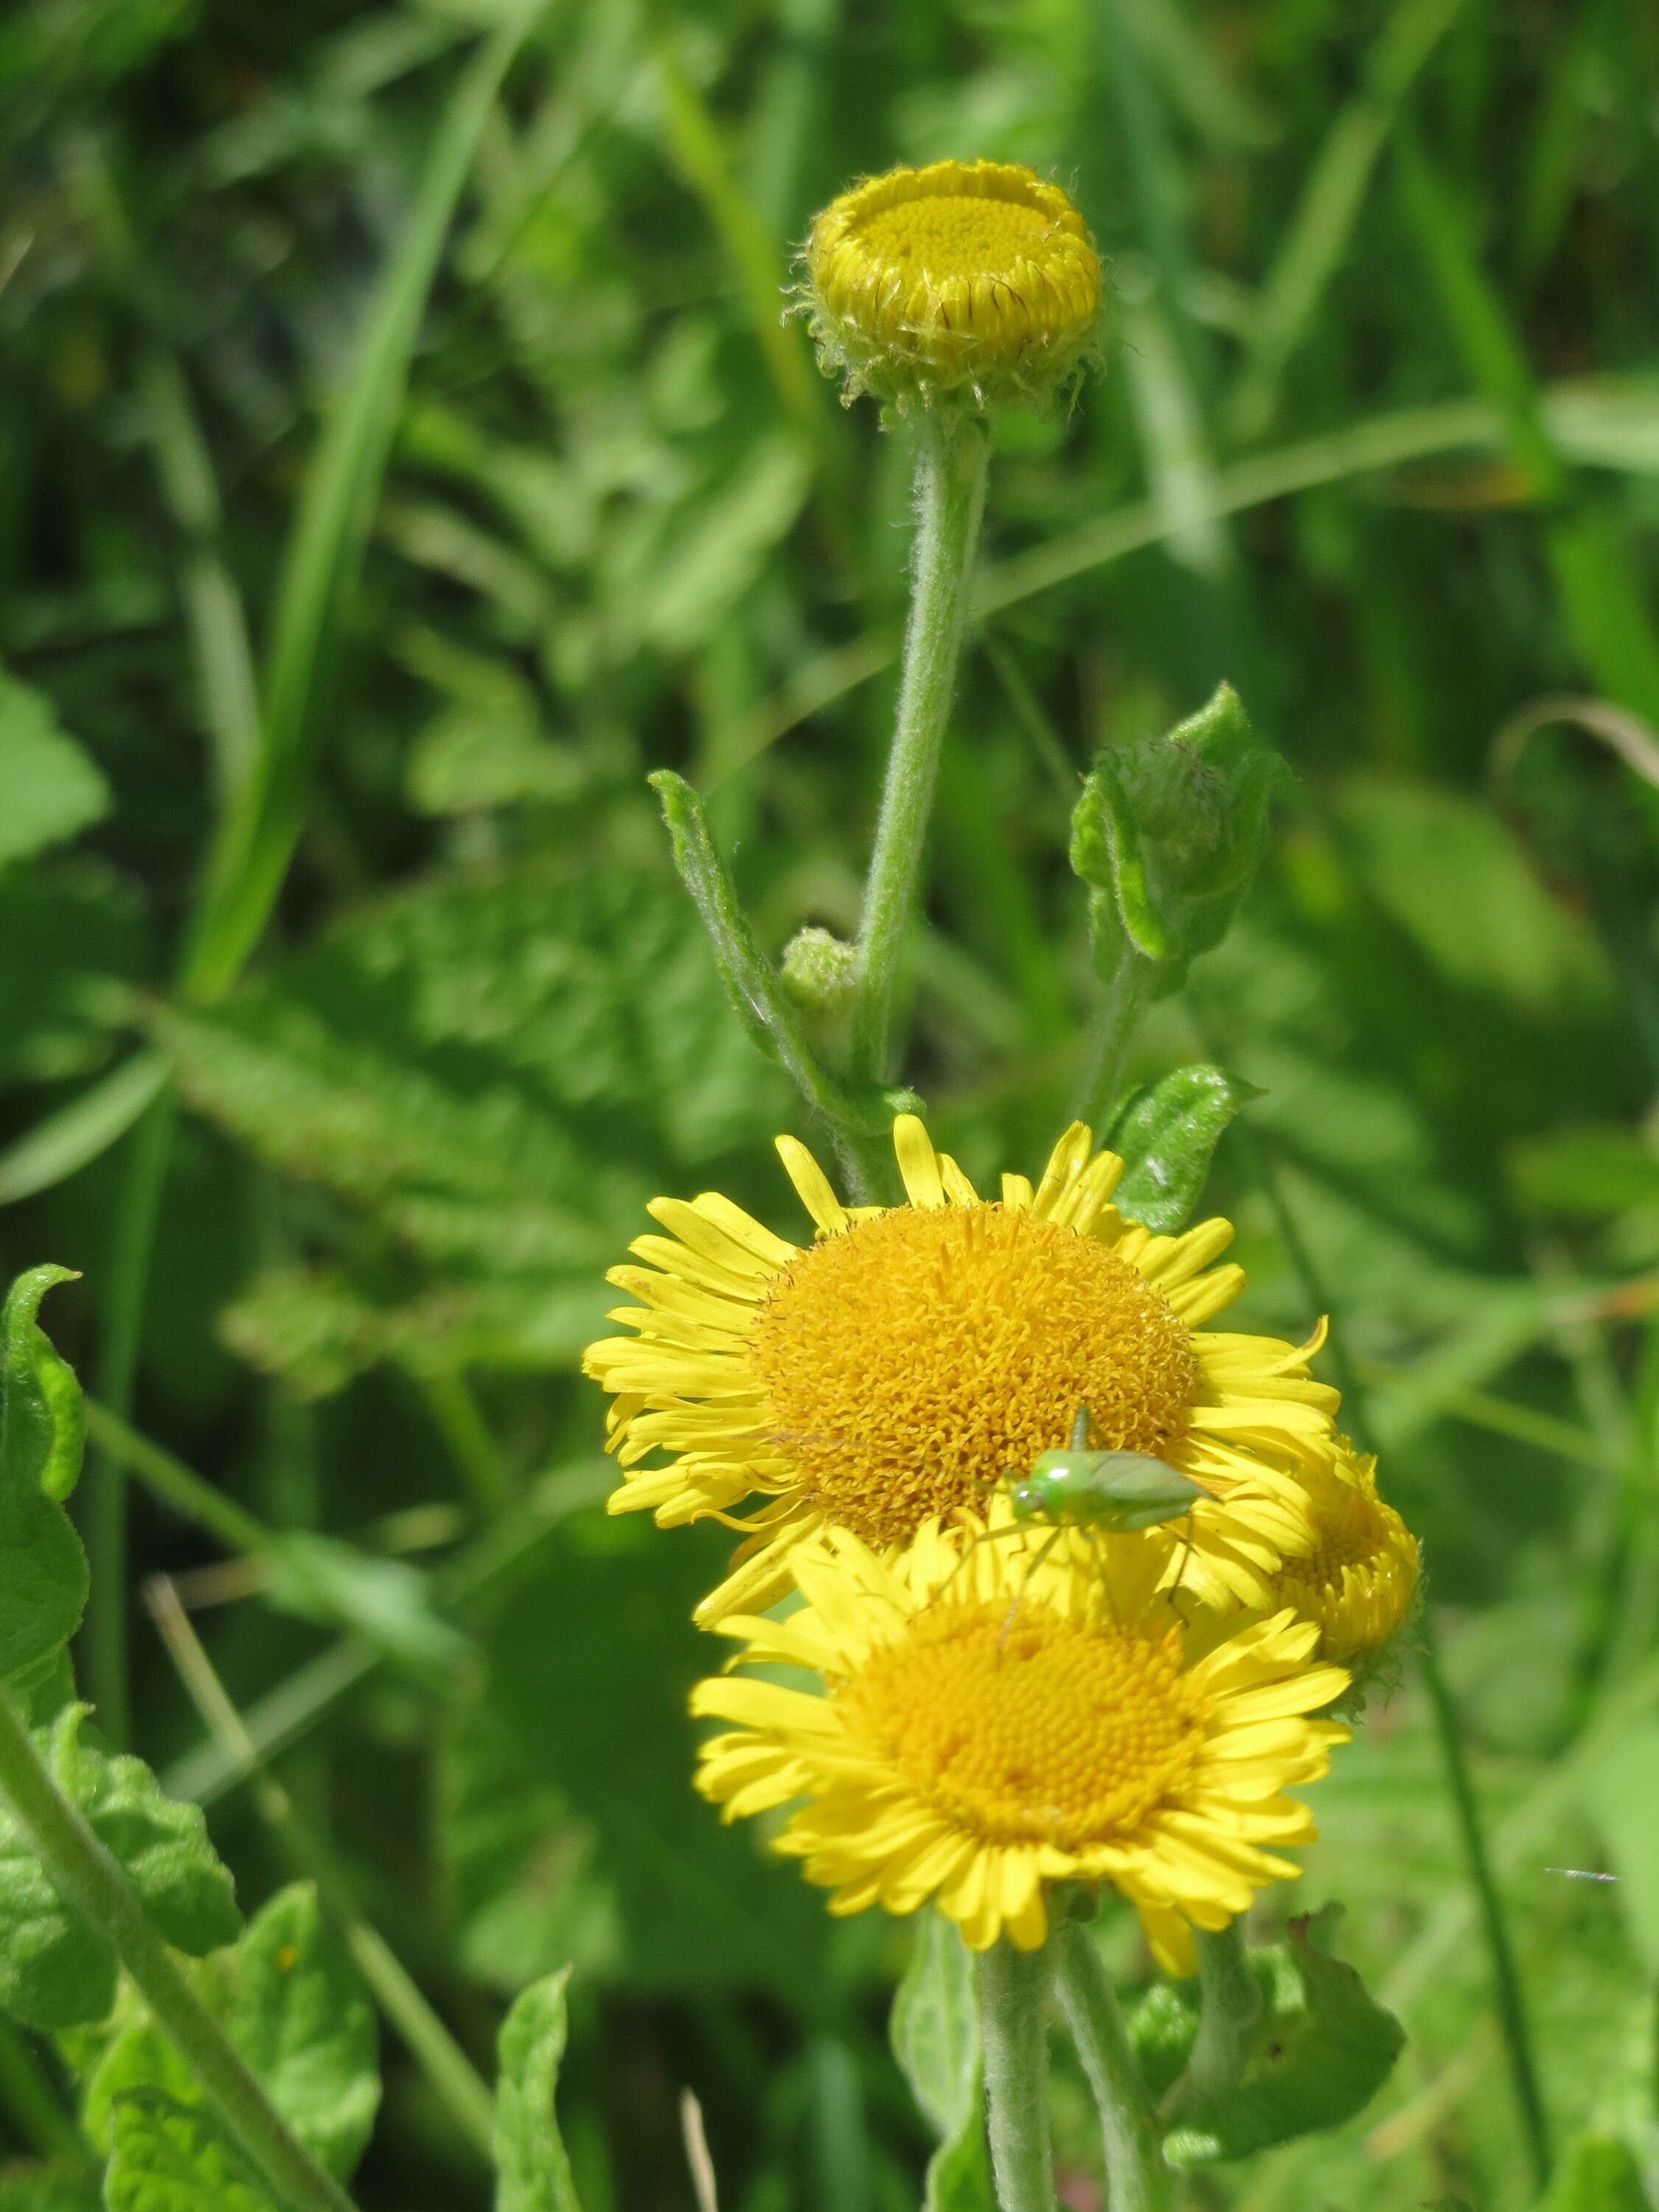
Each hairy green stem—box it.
[850,411,990,1087]
[1231,1118,1551,2190]
[1055,1917,1171,2212]
[1071,953,1155,1133]
[973,1933,1056,2212]
[1178,1921,1259,2115]
[0,1690,358,2212]
[83,1087,178,1749]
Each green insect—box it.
[970,1409,1209,1649]
[1007,1408,1209,1534]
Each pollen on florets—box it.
[801,159,1104,415]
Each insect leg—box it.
[1169,1508,1197,1607]
[934,1517,1028,1604]
[996,1525,1065,1659]
[1085,1526,1121,1629]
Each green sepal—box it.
[0,1267,91,1686]
[1070,684,1284,998]
[104,2091,276,2212]
[890,1910,994,2212]
[1133,1906,1403,2166]
[1109,1065,1262,1232]
[0,1706,240,2031]
[1532,2132,1649,2211]
[495,1967,581,2212]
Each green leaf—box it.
[890,1911,992,2212]
[0,860,145,1087]
[0,669,111,869]
[1162,1907,1404,2166]
[479,1517,836,1997]
[159,860,796,1386]
[1071,684,1282,997]
[79,1887,376,2179]
[1109,1065,1262,1232]
[227,1885,379,2183]
[1332,777,1610,1014]
[1533,2132,1649,2212]
[494,1969,581,2212]
[0,2168,104,2211]
[0,1267,91,1685]
[439,1691,619,1994]
[1578,1718,1659,1973]
[1508,1127,1659,1222]
[104,2093,276,2212]
[0,1706,240,2031]
[265,1534,473,1680]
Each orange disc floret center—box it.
[857,192,1054,284]
[748,1203,1200,1546]
[841,1601,1200,1848]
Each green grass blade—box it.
[1228,0,1467,442]
[0,1050,170,1205]
[1395,126,1659,751]
[182,2,543,1004]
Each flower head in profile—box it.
[692,1505,1349,1969]
[803,159,1102,413]
[584,1116,1344,1622]
[1261,1443,1421,1675]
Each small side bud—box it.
[779,927,858,1060]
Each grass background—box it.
[4,0,1659,2204]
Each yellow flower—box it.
[1262,1444,1421,1672]
[692,1507,1350,1969]
[803,159,1102,413]
[583,1116,1343,1622]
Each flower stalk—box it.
[1056,1914,1172,2212]
[973,1932,1057,2212]
[850,409,990,1091]
[0,1689,359,2212]
[1176,1920,1260,2116]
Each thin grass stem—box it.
[82,1087,178,1750]
[145,1579,498,2161]
[1229,1120,1552,2192]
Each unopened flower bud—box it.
[803,159,1102,416]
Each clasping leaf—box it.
[0,1266,91,1686]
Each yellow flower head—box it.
[803,159,1102,413]
[583,1116,1345,1621]
[692,1506,1350,1969]
[1262,1443,1421,1674]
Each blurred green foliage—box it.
[3,0,1659,2204]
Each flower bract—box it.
[584,1116,1344,1621]
[692,1506,1350,1967]
[803,159,1102,413]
